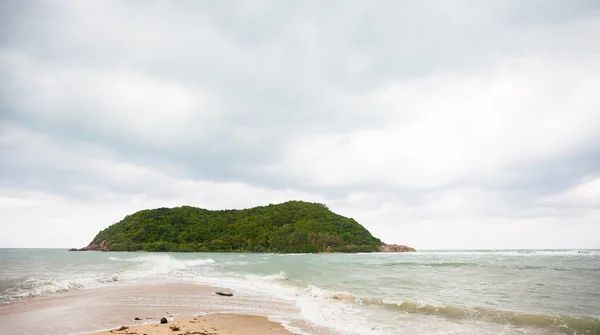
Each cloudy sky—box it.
[1,1,599,249]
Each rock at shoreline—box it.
[68,248,79,251]
[79,240,109,251]
[160,317,168,324]
[379,244,416,252]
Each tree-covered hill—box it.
[84,201,383,253]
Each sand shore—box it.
[86,313,294,335]
[0,283,304,335]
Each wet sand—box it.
[0,282,301,335]
[87,313,293,335]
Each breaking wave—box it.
[1,255,216,303]
[316,290,600,335]
[0,275,120,304]
[391,301,600,335]
[244,271,288,282]
[108,255,215,267]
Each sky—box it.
[1,0,599,249]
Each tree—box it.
[89,201,383,253]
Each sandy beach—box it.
[87,313,293,335]
[0,282,304,335]
[4,251,598,335]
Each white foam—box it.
[408,249,600,256]
[109,254,214,266]
[110,255,217,283]
[1,275,121,303]
[183,259,216,266]
[244,271,288,282]
[281,284,394,335]
[2,255,218,303]
[178,270,396,335]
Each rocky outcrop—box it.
[379,244,416,252]
[79,240,109,251]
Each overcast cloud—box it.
[1,0,599,249]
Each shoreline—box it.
[0,282,305,335]
[3,250,599,335]
[66,249,416,254]
[84,313,295,335]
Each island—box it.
[76,201,415,253]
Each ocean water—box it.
[0,249,599,335]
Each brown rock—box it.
[79,240,109,251]
[379,244,416,252]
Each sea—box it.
[0,249,599,335]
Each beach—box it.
[0,282,307,335]
[3,1,600,333]
[87,314,292,335]
[1,249,599,335]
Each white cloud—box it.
[1,1,599,249]
[275,57,600,189]
[0,126,328,248]
[538,176,600,207]
[336,205,600,249]
[0,184,325,248]
[1,51,222,145]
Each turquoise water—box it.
[1,249,599,334]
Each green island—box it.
[80,201,401,253]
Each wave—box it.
[377,261,598,272]
[108,255,214,266]
[380,261,476,268]
[390,301,600,335]
[1,255,217,303]
[416,249,600,256]
[108,254,215,272]
[0,275,120,304]
[261,283,600,335]
[316,290,600,335]
[102,255,218,284]
[243,271,288,282]
[184,259,216,266]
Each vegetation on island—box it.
[88,201,383,253]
